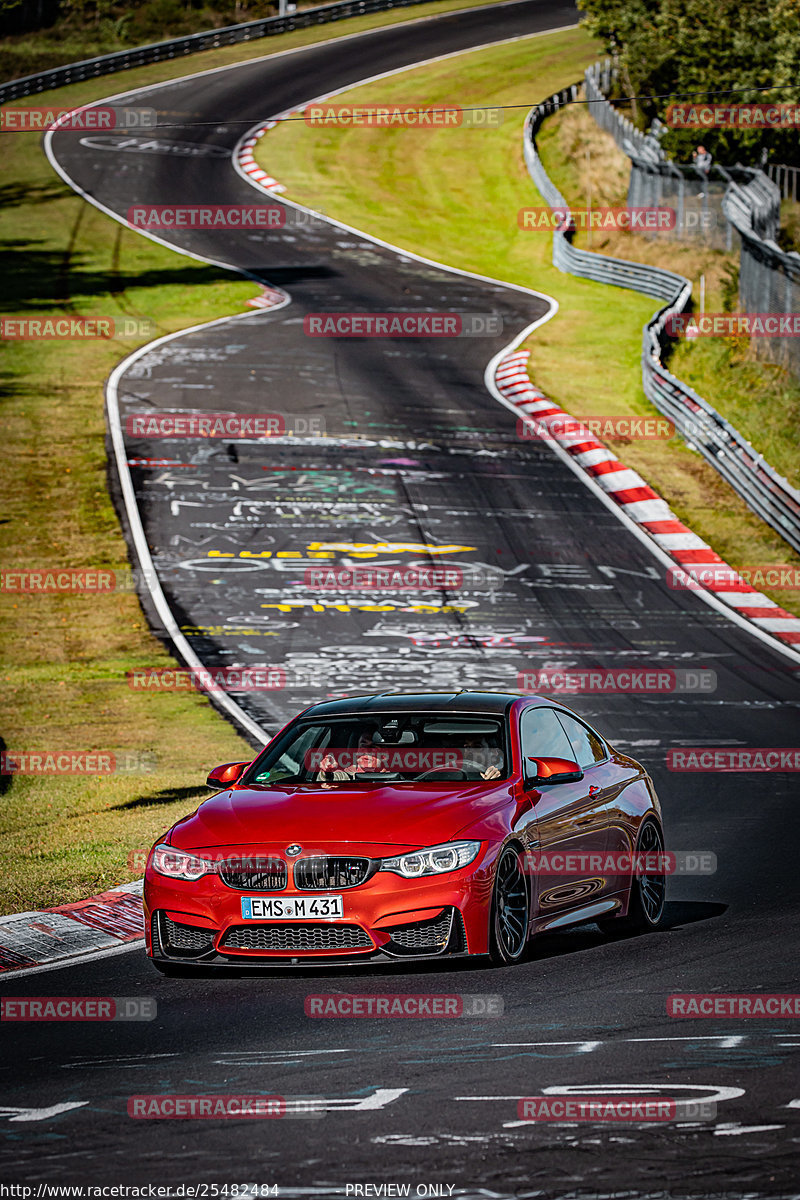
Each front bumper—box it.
[144,853,493,967]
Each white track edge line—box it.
[105,309,288,745]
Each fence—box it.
[588,64,799,383]
[766,163,800,202]
[523,82,800,555]
[0,0,438,105]
[723,187,800,382]
[586,64,778,251]
[584,61,656,161]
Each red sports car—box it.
[144,691,666,972]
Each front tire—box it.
[489,845,530,966]
[600,818,666,937]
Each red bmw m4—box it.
[144,691,666,972]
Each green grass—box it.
[0,0,515,95]
[0,0,511,916]
[0,135,258,915]
[256,28,800,614]
[0,0,318,81]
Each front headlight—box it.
[151,843,217,881]
[379,840,481,878]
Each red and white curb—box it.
[0,881,143,974]
[237,118,287,193]
[495,349,800,649]
[246,284,288,309]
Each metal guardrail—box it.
[524,96,686,305]
[523,82,800,556]
[0,0,437,104]
[723,171,781,242]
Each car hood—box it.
[168,781,512,853]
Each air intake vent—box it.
[221,923,373,952]
[158,913,216,955]
[384,909,453,955]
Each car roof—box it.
[300,691,544,718]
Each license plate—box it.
[240,895,344,920]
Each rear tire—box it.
[599,818,666,937]
[489,845,530,966]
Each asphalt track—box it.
[3,0,800,1190]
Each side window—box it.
[556,713,606,769]
[520,707,574,769]
[250,724,323,783]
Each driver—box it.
[316,732,389,782]
[462,734,503,780]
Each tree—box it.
[577,0,800,166]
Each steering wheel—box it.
[416,759,488,781]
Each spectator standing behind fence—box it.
[693,144,712,197]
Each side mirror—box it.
[206,761,250,789]
[525,756,583,785]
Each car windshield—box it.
[245,713,510,786]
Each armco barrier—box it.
[523,81,800,556]
[0,0,438,105]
